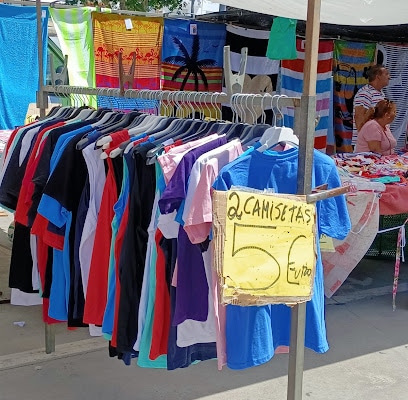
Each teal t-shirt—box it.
[266,17,297,60]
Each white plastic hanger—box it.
[257,95,299,152]
[257,94,281,147]
[224,45,248,97]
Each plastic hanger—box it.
[85,107,111,120]
[69,108,96,121]
[238,94,270,144]
[224,45,248,97]
[41,105,62,120]
[144,92,201,161]
[97,110,142,136]
[257,95,299,152]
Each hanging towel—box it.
[326,75,335,155]
[266,17,297,60]
[0,5,48,130]
[221,24,280,123]
[377,43,408,149]
[280,39,334,153]
[92,12,163,109]
[333,40,376,153]
[50,6,107,109]
[161,19,226,92]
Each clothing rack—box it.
[30,1,347,400]
[36,83,348,397]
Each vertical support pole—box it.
[45,323,56,354]
[287,1,321,400]
[36,0,53,353]
[36,0,48,118]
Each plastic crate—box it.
[365,213,408,259]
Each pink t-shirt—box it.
[157,134,219,184]
[355,119,397,155]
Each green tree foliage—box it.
[65,0,183,12]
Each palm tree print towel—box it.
[161,19,226,92]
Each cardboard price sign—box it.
[212,189,317,306]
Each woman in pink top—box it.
[355,99,397,156]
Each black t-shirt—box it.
[41,132,90,326]
[0,120,62,210]
[116,147,156,355]
[28,121,95,226]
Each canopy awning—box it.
[216,0,408,26]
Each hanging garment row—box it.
[0,94,351,370]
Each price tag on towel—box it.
[190,24,198,35]
[124,19,133,30]
[212,189,317,305]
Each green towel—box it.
[50,7,110,107]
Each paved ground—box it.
[0,211,13,303]
[2,209,408,399]
[1,293,408,400]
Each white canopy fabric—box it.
[216,0,408,26]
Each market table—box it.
[322,152,408,299]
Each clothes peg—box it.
[119,51,136,96]
[223,45,248,97]
[50,55,68,85]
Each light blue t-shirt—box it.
[213,147,351,369]
[137,164,167,368]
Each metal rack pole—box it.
[35,0,48,119]
[35,0,53,354]
[42,85,300,109]
[287,1,322,399]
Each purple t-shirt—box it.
[159,135,227,325]
[158,136,227,214]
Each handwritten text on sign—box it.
[222,189,317,301]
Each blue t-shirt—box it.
[213,147,351,370]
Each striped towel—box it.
[221,24,280,124]
[93,13,163,109]
[0,5,48,129]
[161,18,225,92]
[377,43,408,149]
[280,39,334,153]
[50,7,104,89]
[333,40,376,153]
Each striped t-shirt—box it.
[352,84,385,144]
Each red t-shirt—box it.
[15,122,65,226]
[149,229,171,360]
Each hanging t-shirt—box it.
[37,130,91,325]
[78,143,106,298]
[266,17,297,61]
[116,146,156,357]
[158,136,227,326]
[213,147,351,370]
[164,235,217,371]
